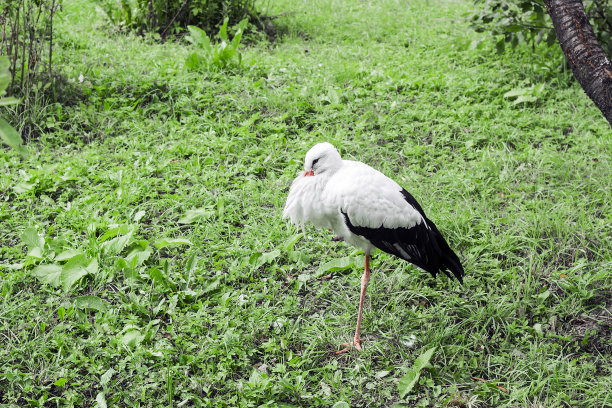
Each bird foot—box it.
[331,235,344,242]
[335,340,362,354]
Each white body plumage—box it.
[283,144,425,254]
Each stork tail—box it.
[429,221,464,284]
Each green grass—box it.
[1,0,611,406]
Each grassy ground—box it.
[1,0,611,406]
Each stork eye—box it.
[312,158,320,166]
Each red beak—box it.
[304,171,314,177]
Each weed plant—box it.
[185,18,249,72]
[0,0,610,406]
[98,0,257,37]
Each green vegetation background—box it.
[0,0,610,406]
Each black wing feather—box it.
[341,189,465,283]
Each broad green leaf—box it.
[54,378,67,387]
[119,328,144,348]
[133,210,146,222]
[187,25,211,51]
[202,275,221,294]
[248,251,262,265]
[178,208,214,224]
[73,295,107,311]
[0,56,10,95]
[332,402,350,408]
[32,264,63,287]
[376,370,391,378]
[297,273,311,283]
[61,256,97,291]
[185,253,197,275]
[0,78,8,94]
[217,197,225,217]
[0,55,9,74]
[100,368,116,385]
[55,249,84,262]
[506,24,523,33]
[326,88,340,105]
[513,95,538,105]
[533,323,543,336]
[261,249,280,264]
[125,242,152,267]
[537,290,551,300]
[503,88,528,98]
[0,97,19,106]
[0,117,27,157]
[236,18,248,31]
[154,237,192,249]
[316,256,355,276]
[251,249,281,270]
[27,246,43,259]
[413,347,436,370]
[98,224,134,242]
[95,392,107,408]
[102,232,133,255]
[0,76,8,94]
[218,17,229,42]
[122,266,143,282]
[283,233,302,251]
[147,267,176,291]
[87,257,99,274]
[226,29,244,60]
[21,227,44,250]
[398,347,437,398]
[248,369,266,385]
[0,263,23,270]
[184,253,198,288]
[13,181,35,193]
[398,370,419,398]
[148,267,166,287]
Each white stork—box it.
[283,142,464,353]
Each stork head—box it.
[303,142,342,177]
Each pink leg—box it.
[337,254,371,353]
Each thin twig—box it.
[160,0,190,38]
[10,4,19,91]
[514,22,554,31]
[48,0,56,78]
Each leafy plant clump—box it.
[398,347,437,398]
[470,0,612,55]
[185,18,248,71]
[98,0,257,37]
[1,0,61,140]
[503,82,546,105]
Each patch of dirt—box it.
[557,299,612,355]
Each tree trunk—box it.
[543,0,612,127]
